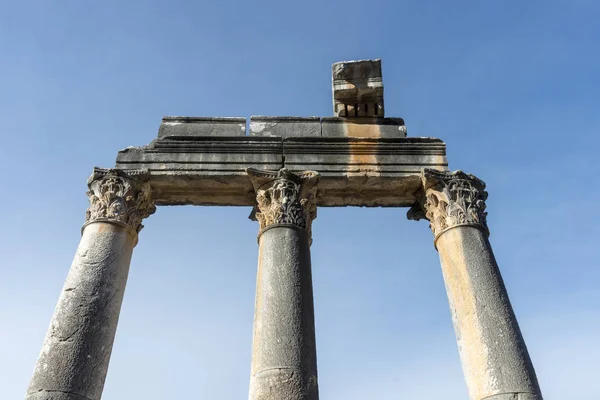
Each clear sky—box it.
[1,1,599,399]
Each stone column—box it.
[246,168,320,400]
[26,168,155,400]
[408,169,543,400]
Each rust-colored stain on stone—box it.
[251,235,266,376]
[438,228,494,399]
[346,122,381,176]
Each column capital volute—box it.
[246,168,320,242]
[84,167,156,235]
[407,168,489,245]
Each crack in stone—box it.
[480,392,540,400]
[27,388,94,400]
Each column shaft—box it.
[26,222,136,400]
[249,225,318,399]
[436,226,542,400]
[246,167,320,400]
[408,169,543,400]
[26,168,155,400]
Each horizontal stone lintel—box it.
[115,136,447,207]
[156,115,406,139]
[158,116,247,138]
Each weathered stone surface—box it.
[321,117,406,138]
[249,116,407,138]
[435,227,543,400]
[249,227,319,400]
[408,170,543,400]
[85,168,155,234]
[480,393,542,400]
[248,169,320,399]
[25,222,137,400]
[116,131,446,207]
[26,170,156,400]
[158,116,246,138]
[247,168,319,241]
[27,57,543,400]
[250,116,321,137]
[332,59,384,117]
[407,169,488,244]
[116,136,284,206]
[283,137,447,206]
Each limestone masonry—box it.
[25,59,543,400]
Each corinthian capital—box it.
[85,168,156,233]
[246,168,320,240]
[408,169,488,242]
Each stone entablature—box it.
[115,116,445,207]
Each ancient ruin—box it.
[25,59,543,400]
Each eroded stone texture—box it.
[436,227,542,400]
[332,59,384,117]
[158,116,246,138]
[481,393,543,400]
[408,169,488,245]
[247,169,320,400]
[321,117,406,138]
[250,116,321,137]
[85,168,156,234]
[26,58,543,400]
[408,169,543,400]
[116,133,446,207]
[26,169,155,400]
[247,168,319,241]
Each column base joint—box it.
[433,222,489,250]
[257,223,310,243]
[81,219,139,244]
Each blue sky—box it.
[1,0,599,398]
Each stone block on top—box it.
[157,116,247,139]
[332,59,385,117]
[249,116,321,137]
[321,117,406,138]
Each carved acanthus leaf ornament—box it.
[408,169,488,242]
[247,168,320,240]
[85,168,156,233]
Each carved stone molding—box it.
[408,169,488,242]
[246,168,320,240]
[85,168,156,233]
